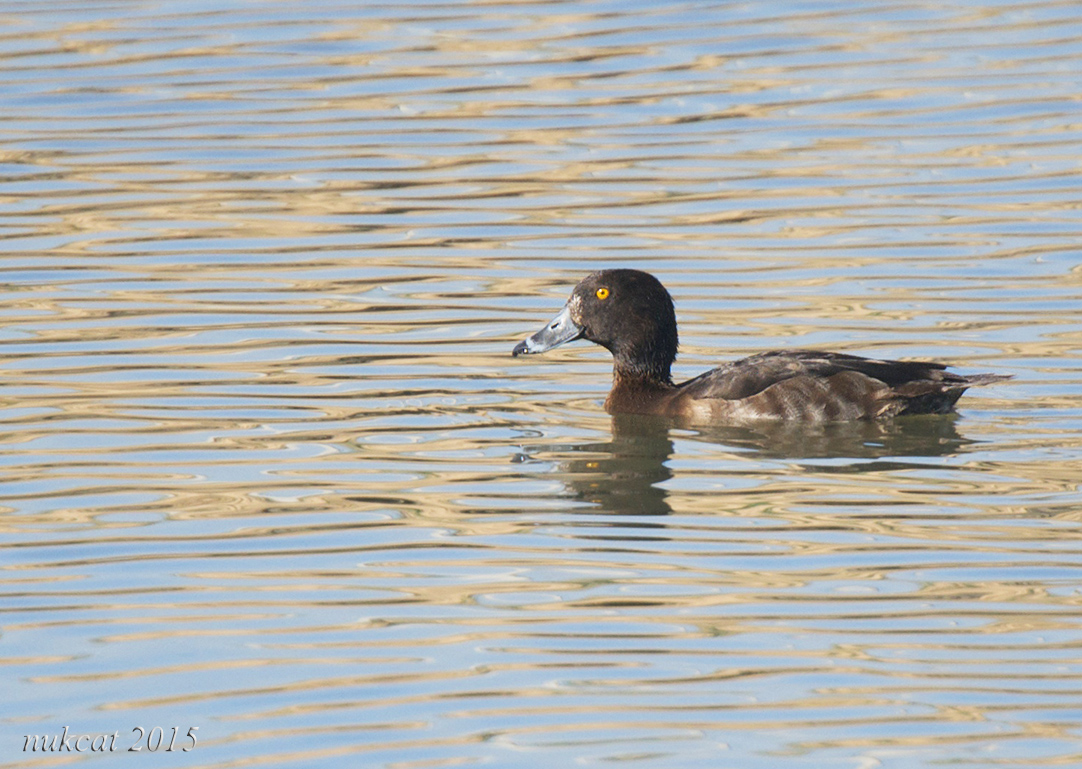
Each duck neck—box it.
[605,363,675,414]
[609,328,674,382]
[612,359,675,391]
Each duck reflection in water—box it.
[516,412,985,517]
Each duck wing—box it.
[677,350,1007,420]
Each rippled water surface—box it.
[4,1,1082,767]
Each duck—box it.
[512,269,1008,422]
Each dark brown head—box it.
[512,269,678,384]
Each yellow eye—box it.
[595,287,610,300]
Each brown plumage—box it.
[512,269,1009,423]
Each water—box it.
[3,1,1082,767]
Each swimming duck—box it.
[512,269,1008,422]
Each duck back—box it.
[670,350,1008,422]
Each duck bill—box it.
[512,304,583,356]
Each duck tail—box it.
[891,372,1011,416]
[955,373,1013,388]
